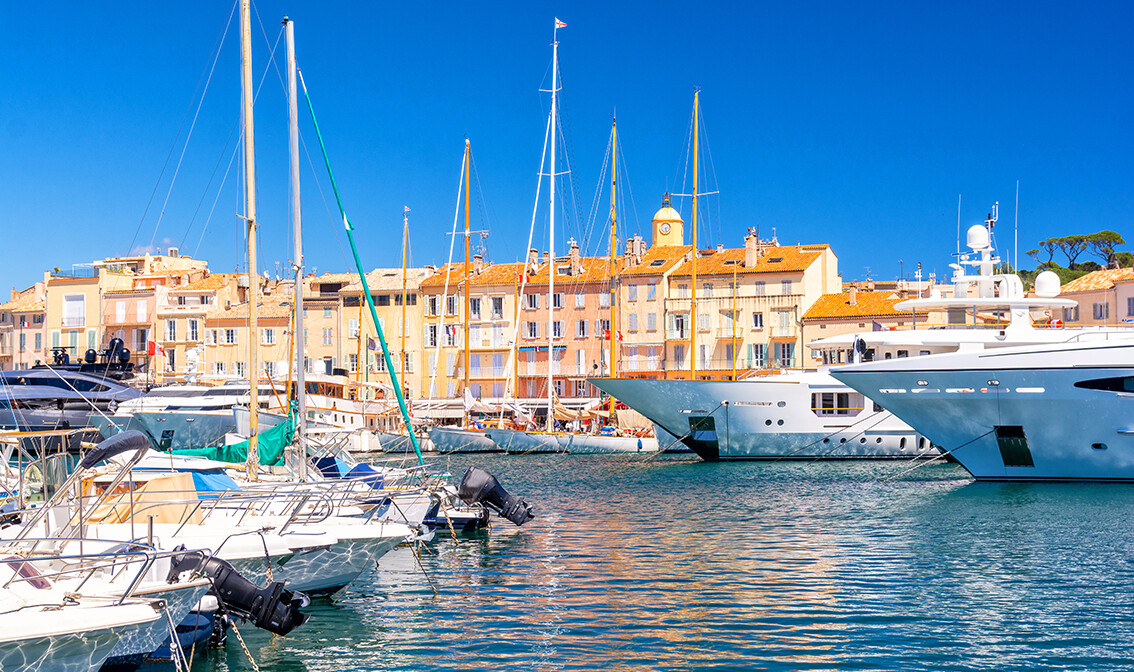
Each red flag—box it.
[147,341,166,357]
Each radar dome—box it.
[966,224,990,250]
[1034,270,1061,298]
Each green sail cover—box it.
[172,414,295,467]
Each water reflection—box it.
[195,456,1134,672]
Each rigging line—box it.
[192,29,287,261]
[673,100,695,217]
[614,136,643,237]
[502,106,553,405]
[150,13,278,253]
[698,109,723,247]
[468,151,492,260]
[427,152,467,401]
[579,126,611,261]
[12,347,117,427]
[180,117,240,250]
[127,0,238,255]
[879,429,997,484]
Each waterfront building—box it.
[1058,267,1134,326]
[800,287,926,366]
[154,273,242,382]
[0,283,47,370]
[198,276,292,386]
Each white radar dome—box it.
[1034,270,1061,298]
[966,224,990,250]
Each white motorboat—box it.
[832,333,1134,481]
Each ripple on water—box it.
[189,455,1134,672]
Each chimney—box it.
[744,228,759,269]
[716,243,724,253]
[567,238,583,275]
[542,250,549,264]
[849,286,858,305]
[528,248,540,274]
[473,253,484,275]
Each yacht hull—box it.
[564,434,658,454]
[133,411,235,451]
[590,375,930,461]
[486,428,562,454]
[427,427,499,453]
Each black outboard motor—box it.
[457,466,534,526]
[168,551,309,636]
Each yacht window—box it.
[1074,377,1134,393]
[897,350,908,358]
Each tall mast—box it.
[463,139,471,426]
[240,0,260,479]
[401,207,408,406]
[546,19,561,433]
[284,15,305,480]
[689,89,699,380]
[607,117,618,414]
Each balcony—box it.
[61,317,85,328]
[715,326,744,339]
[665,328,690,341]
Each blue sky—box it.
[2,1,1132,293]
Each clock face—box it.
[660,222,671,235]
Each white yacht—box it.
[591,212,1082,461]
[832,333,1134,480]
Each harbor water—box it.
[187,454,1134,671]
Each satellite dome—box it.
[966,224,990,250]
[1034,270,1061,298]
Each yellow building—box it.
[0,283,47,370]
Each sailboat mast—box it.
[401,208,408,403]
[240,0,260,479]
[463,139,471,426]
[546,21,560,433]
[284,15,306,480]
[689,89,699,380]
[607,117,617,414]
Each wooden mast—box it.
[463,139,471,427]
[689,89,699,380]
[607,117,618,415]
[240,0,260,479]
[546,20,561,433]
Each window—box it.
[492,323,504,347]
[526,293,539,309]
[349,318,359,338]
[747,343,766,368]
[647,313,658,331]
[703,283,713,298]
[236,362,246,378]
[754,281,766,296]
[673,344,685,367]
[599,319,611,335]
[136,300,147,322]
[470,324,481,345]
[575,348,585,375]
[552,321,564,339]
[776,342,795,368]
[525,322,538,339]
[34,333,41,350]
[552,349,563,374]
[492,297,504,319]
[262,328,275,345]
[115,301,125,323]
[446,353,456,377]
[189,319,198,342]
[215,362,226,376]
[574,380,590,397]
[51,330,60,349]
[303,329,308,345]
[18,333,25,351]
[323,307,332,319]
[166,319,176,342]
[553,379,565,397]
[470,298,482,320]
[1128,297,1134,317]
[782,280,792,295]
[599,292,611,307]
[753,312,764,328]
[1093,302,1110,320]
[137,328,148,351]
[349,354,358,373]
[425,324,438,347]
[647,283,657,300]
[576,320,588,338]
[264,361,276,378]
[62,295,84,328]
[575,293,585,308]
[1063,305,1079,322]
[167,349,176,372]
[647,346,659,368]
[628,314,639,332]
[552,293,564,309]
[427,295,439,316]
[725,342,735,365]
[177,295,186,306]
[323,328,333,345]
[201,295,212,305]
[628,284,638,301]
[375,294,391,307]
[225,329,237,344]
[525,350,536,375]
[444,325,458,347]
[205,329,215,345]
[676,284,689,299]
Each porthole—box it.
[900,437,907,449]
[765,419,772,426]
[876,437,883,443]
[1092,443,1108,450]
[777,401,786,408]
[823,438,830,443]
[777,419,784,426]
[839,438,846,444]
[860,437,867,443]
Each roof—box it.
[173,273,241,293]
[1060,268,1134,293]
[207,300,293,321]
[802,291,905,320]
[340,268,431,293]
[0,289,44,313]
[619,245,693,277]
[419,262,527,290]
[670,245,827,278]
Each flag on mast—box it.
[404,206,411,213]
[555,18,566,28]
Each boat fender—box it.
[457,466,534,526]
[167,550,310,636]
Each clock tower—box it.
[651,192,684,246]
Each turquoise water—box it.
[185,455,1134,671]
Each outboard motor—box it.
[168,551,309,636]
[457,466,534,526]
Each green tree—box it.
[1086,230,1126,267]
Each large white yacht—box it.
[591,211,1083,461]
[832,333,1134,480]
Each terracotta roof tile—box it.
[1060,268,1134,293]
[420,262,527,290]
[802,291,904,320]
[173,273,241,292]
[340,268,431,293]
[207,300,293,321]
[670,245,826,277]
[619,245,693,277]
[0,290,44,313]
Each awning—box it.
[769,336,797,343]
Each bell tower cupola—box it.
[651,192,684,247]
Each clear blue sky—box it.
[2,1,1132,293]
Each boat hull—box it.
[590,375,930,461]
[564,434,658,454]
[427,427,499,453]
[133,411,235,451]
[486,428,562,454]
